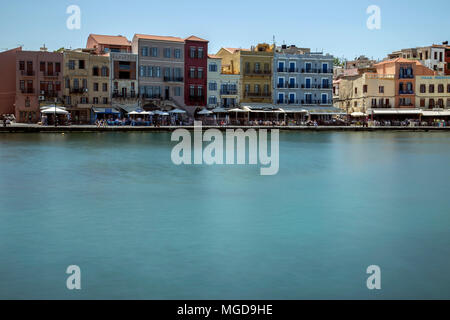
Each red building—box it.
[184,36,208,109]
[0,48,20,117]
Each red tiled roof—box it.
[89,34,130,46]
[375,57,424,66]
[185,35,208,42]
[134,34,185,43]
[208,54,221,59]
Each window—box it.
[429,84,435,93]
[101,66,108,77]
[190,47,196,58]
[102,83,108,92]
[93,83,99,91]
[355,87,358,94]
[198,68,203,79]
[190,68,195,78]
[209,63,217,72]
[40,62,45,72]
[190,85,195,96]
[254,84,260,94]
[93,66,99,76]
[55,82,61,91]
[209,96,217,105]
[141,47,149,56]
[209,82,217,91]
[174,87,181,96]
[448,84,450,93]
[20,80,25,91]
[155,67,161,78]
[255,63,260,73]
[164,48,171,58]
[363,85,368,93]
[198,47,204,59]
[420,84,426,93]
[79,60,85,69]
[68,60,75,70]
[264,63,270,72]
[264,84,269,94]
[55,63,61,73]
[197,86,203,97]
[438,84,444,93]
[151,47,158,57]
[93,97,99,104]
[103,97,108,104]
[174,49,181,59]
[73,78,79,89]
[65,78,70,89]
[82,79,87,89]
[19,61,25,71]
[245,62,250,73]
[420,99,425,107]
[245,84,250,93]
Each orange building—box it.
[374,58,435,108]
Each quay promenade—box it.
[1,123,450,133]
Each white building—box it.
[207,55,240,109]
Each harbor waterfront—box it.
[1,132,450,299]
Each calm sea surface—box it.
[0,132,449,299]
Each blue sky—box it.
[1,0,449,60]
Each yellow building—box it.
[216,44,273,105]
[63,49,110,123]
[415,75,450,109]
[336,72,396,114]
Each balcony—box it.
[113,91,137,99]
[277,99,299,105]
[244,92,271,98]
[277,67,299,73]
[42,71,60,78]
[277,83,299,89]
[301,84,331,89]
[70,87,88,94]
[20,70,35,76]
[399,74,414,79]
[163,76,183,82]
[189,95,205,101]
[301,99,333,105]
[21,88,34,94]
[301,68,333,74]
[372,104,392,108]
[220,89,238,95]
[399,90,414,95]
[41,91,58,98]
[244,70,271,76]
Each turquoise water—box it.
[0,132,449,300]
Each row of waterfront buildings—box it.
[0,34,334,123]
[0,33,449,124]
[333,42,450,117]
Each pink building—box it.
[0,48,20,117]
[15,49,63,123]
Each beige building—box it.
[63,49,111,123]
[416,75,450,109]
[216,44,273,105]
[336,72,395,113]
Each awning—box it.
[371,109,422,115]
[41,107,68,114]
[169,108,187,114]
[228,108,249,113]
[212,107,228,113]
[93,107,121,114]
[281,107,308,113]
[154,110,170,116]
[422,110,450,117]
[351,112,367,117]
[303,106,346,115]
[198,109,213,115]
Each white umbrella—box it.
[351,112,367,117]
[198,108,213,115]
[41,107,68,114]
[128,111,140,115]
[154,110,169,116]
[139,111,154,115]
[212,107,228,113]
[169,108,187,114]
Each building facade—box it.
[0,47,20,116]
[415,75,450,109]
[375,58,435,108]
[131,34,185,109]
[240,44,273,104]
[273,45,333,107]
[184,36,208,109]
[87,34,131,54]
[336,72,396,113]
[207,55,240,109]
[15,49,63,123]
[63,49,111,123]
